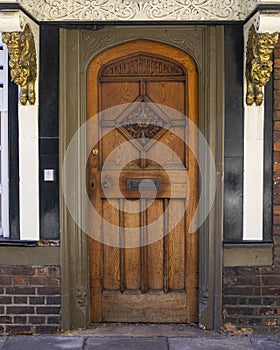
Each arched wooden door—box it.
[87,40,199,323]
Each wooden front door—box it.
[87,40,199,323]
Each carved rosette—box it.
[2,24,37,105]
[121,103,168,147]
[246,25,279,106]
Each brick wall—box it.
[0,265,61,335]
[222,37,280,333]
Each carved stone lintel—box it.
[18,0,258,22]
[246,25,279,106]
[2,24,37,105]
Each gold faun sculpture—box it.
[246,25,278,106]
[2,24,37,105]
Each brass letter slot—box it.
[127,178,160,191]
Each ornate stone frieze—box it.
[246,25,279,106]
[17,0,258,22]
[2,24,37,105]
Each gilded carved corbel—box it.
[1,24,37,105]
[246,25,279,106]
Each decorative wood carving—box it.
[120,103,169,147]
[76,287,87,310]
[2,24,37,105]
[18,0,258,22]
[246,25,279,106]
[101,54,184,77]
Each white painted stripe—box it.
[243,107,264,240]
[243,19,264,241]
[18,105,39,240]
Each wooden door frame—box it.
[59,25,224,331]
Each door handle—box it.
[102,181,109,189]
[92,148,99,155]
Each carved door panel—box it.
[87,40,199,323]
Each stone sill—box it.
[223,242,273,267]
[0,246,60,265]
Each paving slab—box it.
[250,335,280,350]
[0,338,7,350]
[168,337,252,350]
[85,337,168,350]
[3,336,84,350]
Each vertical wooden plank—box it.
[119,199,125,293]
[89,238,102,321]
[163,199,169,294]
[147,199,164,290]
[124,200,141,290]
[168,199,185,290]
[102,199,120,290]
[140,199,148,293]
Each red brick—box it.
[258,267,280,275]
[35,325,59,334]
[274,162,280,173]
[6,286,35,295]
[275,59,280,69]
[46,296,61,305]
[14,316,27,324]
[0,276,12,285]
[29,316,45,324]
[275,69,280,79]
[273,194,280,205]
[275,47,280,57]
[274,206,280,215]
[36,266,60,277]
[274,216,280,225]
[262,276,280,285]
[37,287,60,296]
[29,277,47,286]
[274,90,280,100]
[0,296,11,304]
[7,306,34,314]
[274,235,280,246]
[274,142,280,151]
[36,306,60,314]
[5,325,34,335]
[47,316,60,325]
[275,79,280,89]
[0,316,12,323]
[29,296,45,305]
[47,278,60,286]
[13,277,29,285]
[274,131,280,141]
[10,266,35,276]
[13,297,27,304]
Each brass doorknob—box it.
[92,148,99,155]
